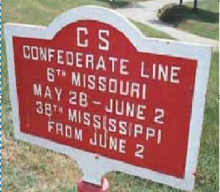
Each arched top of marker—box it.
[47,6,144,45]
[46,6,211,58]
[4,6,211,59]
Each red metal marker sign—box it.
[5,6,211,191]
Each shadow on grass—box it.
[95,0,129,8]
[159,5,219,26]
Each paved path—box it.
[117,0,219,52]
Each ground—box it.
[1,0,219,192]
[158,0,219,40]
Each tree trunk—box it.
[179,0,183,5]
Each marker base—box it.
[78,178,109,192]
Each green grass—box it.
[1,0,219,192]
[132,20,174,39]
[2,161,37,192]
[158,0,219,40]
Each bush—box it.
[158,4,184,26]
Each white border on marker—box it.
[4,6,212,191]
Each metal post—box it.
[78,178,109,192]
[194,0,198,10]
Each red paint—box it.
[12,20,197,178]
[78,178,109,192]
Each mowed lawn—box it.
[158,0,219,40]
[1,0,219,192]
